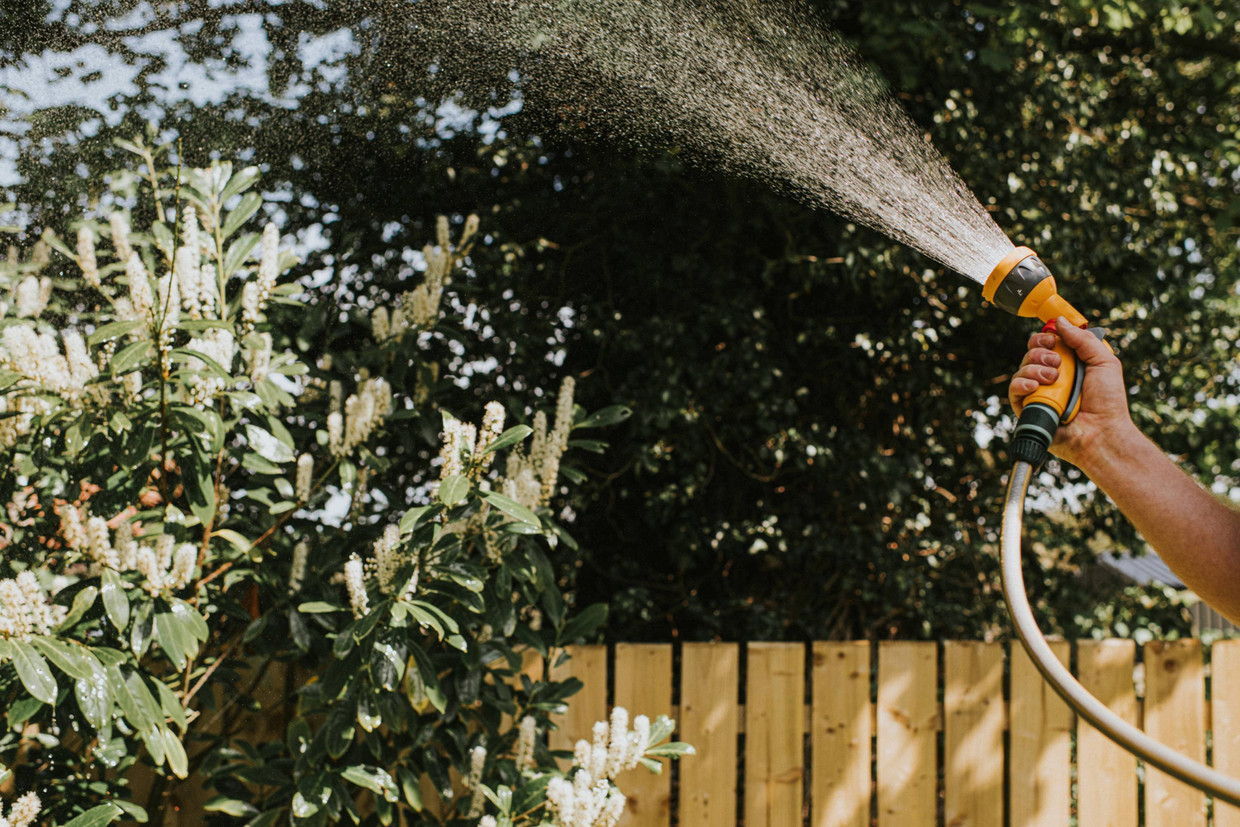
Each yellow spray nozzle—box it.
[983,246,1087,328]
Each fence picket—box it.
[1213,640,1240,827]
[614,643,674,827]
[811,641,872,827]
[1144,639,1206,827]
[745,642,806,827]
[549,644,608,754]
[1009,640,1071,827]
[876,641,936,827]
[944,641,1004,826]
[679,643,740,827]
[1076,639,1138,827]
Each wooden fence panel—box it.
[745,642,806,827]
[1077,639,1138,827]
[810,641,872,827]
[549,645,608,754]
[614,643,674,827]
[1144,639,1206,827]
[678,643,740,827]
[1009,640,1072,827]
[876,641,936,827]
[944,641,1005,827]
[1213,639,1240,827]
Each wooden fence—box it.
[549,639,1240,827]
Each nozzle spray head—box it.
[983,246,1087,328]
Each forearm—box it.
[1074,423,1240,625]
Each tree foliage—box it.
[2,0,1236,652]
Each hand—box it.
[1007,316,1134,469]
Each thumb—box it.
[1056,316,1113,367]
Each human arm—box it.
[1009,318,1240,624]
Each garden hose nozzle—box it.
[984,247,1103,467]
[983,246,1086,328]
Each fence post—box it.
[679,643,740,827]
[745,642,806,827]
[811,640,872,827]
[876,641,936,827]
[1009,640,1071,827]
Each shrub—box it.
[0,143,688,826]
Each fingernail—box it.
[1046,353,1061,367]
[1041,367,1057,381]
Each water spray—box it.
[984,247,1240,806]
[429,0,1240,801]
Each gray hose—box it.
[1002,460,1240,806]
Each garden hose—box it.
[1001,461,1240,807]
[989,248,1240,806]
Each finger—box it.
[1014,363,1058,385]
[1009,376,1040,401]
[1056,317,1116,367]
[1026,332,1057,351]
[1019,348,1061,371]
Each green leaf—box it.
[172,598,209,642]
[222,232,260,278]
[57,585,99,631]
[438,474,470,507]
[75,671,112,731]
[246,423,295,463]
[222,192,263,238]
[7,695,42,728]
[101,569,130,632]
[205,798,260,818]
[399,505,434,534]
[221,165,262,202]
[10,640,57,704]
[29,636,98,680]
[483,492,542,528]
[483,424,533,454]
[155,609,191,671]
[341,766,399,802]
[111,339,153,374]
[298,601,345,614]
[558,603,609,645]
[182,447,218,526]
[396,766,423,811]
[41,227,76,260]
[574,405,632,430]
[61,803,124,827]
[323,703,355,760]
[212,528,253,558]
[163,727,189,778]
[88,319,145,346]
[644,741,696,758]
[408,644,447,714]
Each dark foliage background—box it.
[4,0,1238,642]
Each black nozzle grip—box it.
[1011,402,1060,467]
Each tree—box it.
[3,0,1237,648]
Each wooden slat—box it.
[548,644,608,754]
[678,643,740,827]
[1076,639,1138,826]
[943,641,1004,826]
[614,643,674,827]
[1213,640,1240,827]
[1144,639,1206,826]
[811,641,872,827]
[876,641,936,827]
[745,642,806,827]
[1009,640,1071,827]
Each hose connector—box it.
[1011,401,1060,467]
